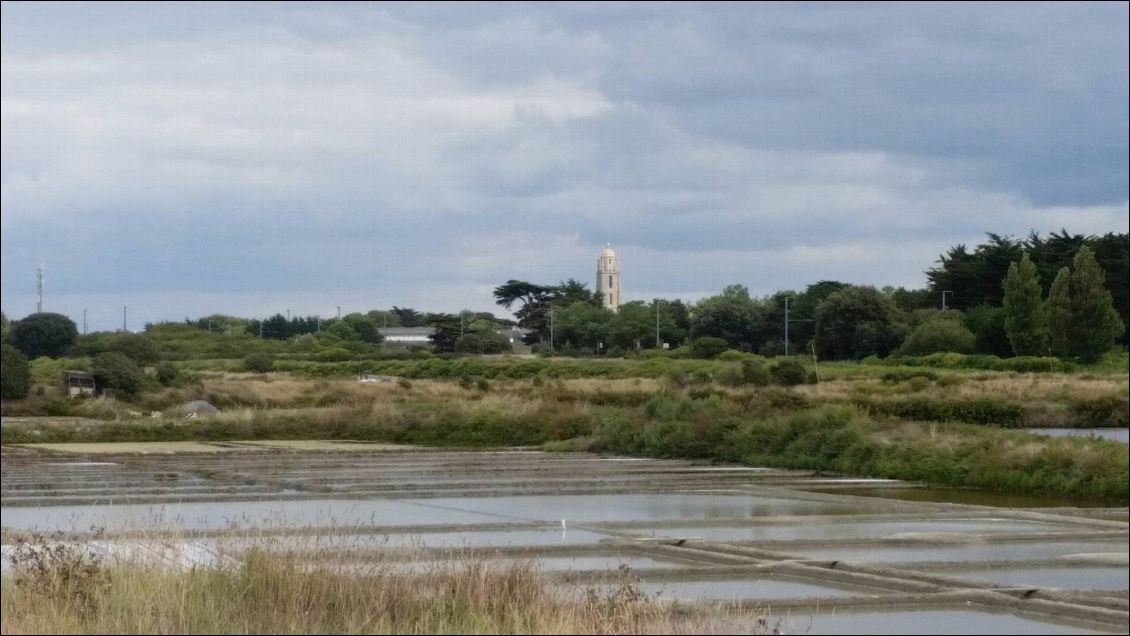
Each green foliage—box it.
[1055,246,1125,362]
[1,311,10,341]
[740,359,771,386]
[244,353,275,373]
[454,332,513,354]
[155,362,180,387]
[77,332,161,363]
[769,359,807,386]
[689,284,760,350]
[342,313,384,344]
[9,313,79,359]
[92,352,144,397]
[814,286,906,360]
[853,396,1025,426]
[964,305,1011,357]
[324,320,360,342]
[688,336,730,359]
[1003,252,1048,356]
[897,316,976,356]
[1,344,31,399]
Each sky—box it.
[2,2,1127,331]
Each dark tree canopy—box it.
[814,286,906,360]
[9,312,79,359]
[927,230,1127,342]
[1,344,31,399]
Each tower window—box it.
[608,275,613,287]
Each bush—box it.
[1,344,31,399]
[717,349,748,361]
[155,362,180,387]
[740,359,771,386]
[769,359,807,386]
[92,352,144,397]
[688,337,730,359]
[897,318,976,356]
[243,353,275,373]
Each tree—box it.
[1002,252,1048,356]
[1045,246,1124,362]
[454,332,512,354]
[93,352,145,397]
[1,311,10,341]
[964,305,1011,357]
[814,286,905,360]
[897,318,976,356]
[1,344,31,399]
[608,302,653,350]
[426,313,461,353]
[392,307,426,327]
[551,302,612,351]
[324,320,360,342]
[342,313,384,344]
[1045,267,1073,358]
[9,313,79,359]
[690,285,761,350]
[156,362,180,386]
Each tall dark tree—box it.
[814,286,906,360]
[392,307,426,327]
[1046,246,1124,362]
[9,312,79,359]
[1002,252,1048,356]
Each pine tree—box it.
[1045,267,1072,358]
[1065,246,1124,362]
[1002,252,1047,356]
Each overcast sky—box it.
[2,2,1127,331]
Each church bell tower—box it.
[596,243,621,312]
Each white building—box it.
[596,243,621,312]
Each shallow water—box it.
[624,519,1074,542]
[768,609,1105,635]
[804,486,1127,508]
[945,566,1130,590]
[1024,428,1129,444]
[793,540,1129,564]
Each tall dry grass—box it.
[0,535,756,635]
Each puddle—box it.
[792,540,1129,564]
[1024,428,1129,444]
[627,519,1073,542]
[407,493,870,523]
[947,567,1130,590]
[768,609,1107,635]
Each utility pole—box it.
[337,305,341,320]
[258,319,264,339]
[36,265,44,313]
[784,297,791,356]
[549,308,555,352]
[122,306,128,332]
[83,309,88,335]
[286,308,291,321]
[459,311,465,338]
[941,290,953,311]
[654,299,663,348]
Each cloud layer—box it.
[2,3,1127,330]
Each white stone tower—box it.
[597,243,621,312]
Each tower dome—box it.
[596,243,621,312]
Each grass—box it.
[0,534,751,635]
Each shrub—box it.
[897,318,976,356]
[1,344,31,399]
[769,359,807,386]
[92,352,145,397]
[717,349,748,361]
[688,337,730,359]
[243,353,275,373]
[740,359,771,386]
[155,362,180,387]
